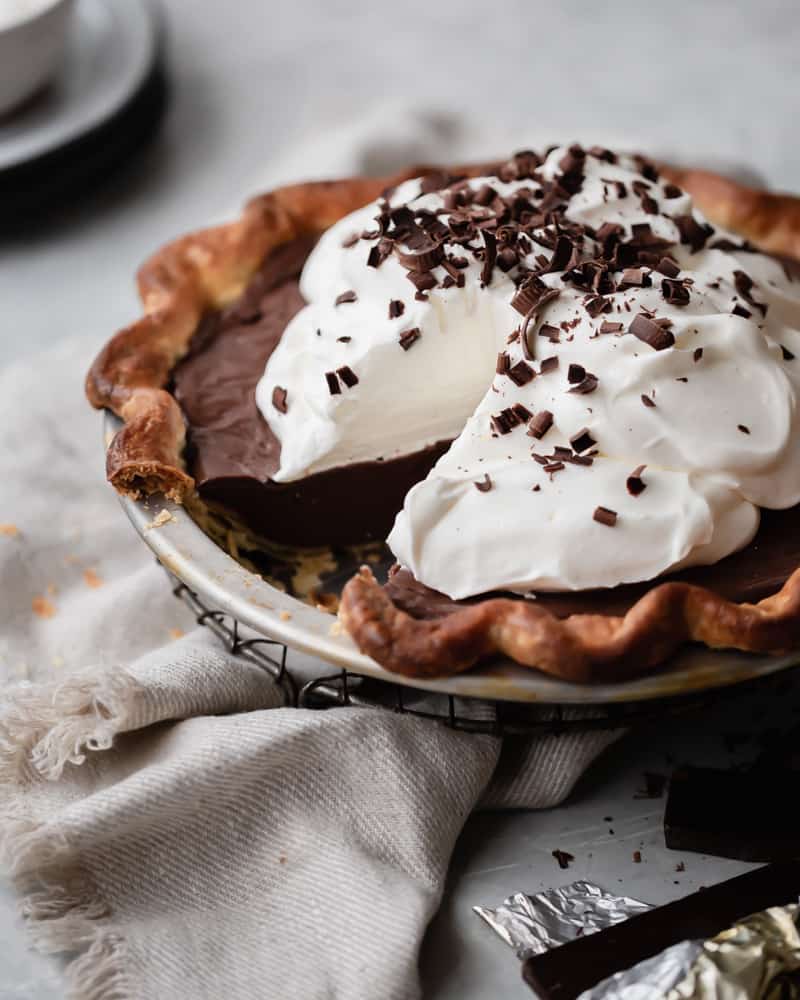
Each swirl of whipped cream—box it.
[256,147,800,598]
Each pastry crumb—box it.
[168,627,184,641]
[32,596,57,619]
[83,569,103,589]
[144,509,175,530]
[0,523,19,537]
[329,620,343,637]
[52,654,65,668]
[279,610,292,621]
[46,582,58,596]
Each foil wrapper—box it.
[583,903,800,1000]
[473,880,651,959]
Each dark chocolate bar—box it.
[522,862,800,998]
[664,765,800,862]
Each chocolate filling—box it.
[173,237,448,547]
[173,234,800,617]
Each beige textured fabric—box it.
[0,336,622,1000]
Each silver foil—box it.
[473,880,651,959]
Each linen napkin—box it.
[0,114,625,1000]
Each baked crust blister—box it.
[88,157,800,682]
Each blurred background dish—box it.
[0,0,164,217]
[0,0,74,116]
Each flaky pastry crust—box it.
[659,164,800,261]
[88,157,800,681]
[340,566,800,683]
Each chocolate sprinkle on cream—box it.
[474,474,493,493]
[733,270,768,316]
[335,290,357,306]
[661,278,690,306]
[568,363,586,384]
[540,356,559,374]
[336,365,358,388]
[600,321,624,334]
[398,327,421,351]
[388,299,405,319]
[325,371,341,395]
[781,345,795,361]
[528,410,554,439]
[693,347,704,362]
[641,394,656,408]
[626,464,647,496]
[496,351,510,374]
[673,214,713,253]
[630,313,675,351]
[271,386,288,413]
[593,506,618,527]
[568,372,599,395]
[738,424,751,434]
[732,303,752,319]
[507,360,535,386]
[570,428,596,454]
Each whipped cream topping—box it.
[256,146,800,598]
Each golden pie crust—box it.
[87,158,800,682]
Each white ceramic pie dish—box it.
[105,413,800,705]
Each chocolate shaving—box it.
[593,506,618,527]
[507,360,536,386]
[733,270,768,316]
[732,303,752,319]
[738,424,751,434]
[480,230,497,287]
[552,849,575,870]
[511,275,560,316]
[569,428,596,453]
[641,393,656,408]
[271,386,288,414]
[388,299,405,319]
[673,214,713,253]
[584,294,611,317]
[341,232,360,249]
[336,365,358,388]
[626,464,647,496]
[600,321,623,335]
[781,345,795,361]
[663,183,683,199]
[568,373,599,395]
[527,410,554,439]
[337,336,351,343]
[496,351,510,374]
[661,277,690,306]
[474,474,493,493]
[394,241,445,272]
[618,268,652,290]
[567,363,586,384]
[512,403,532,422]
[630,313,675,351]
[325,371,341,395]
[693,347,704,362]
[656,256,680,278]
[335,290,357,306]
[540,356,559,374]
[367,239,393,269]
[398,327,421,351]
[538,323,561,343]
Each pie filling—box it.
[174,146,800,615]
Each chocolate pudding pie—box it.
[87,146,800,683]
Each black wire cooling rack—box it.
[167,570,800,738]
